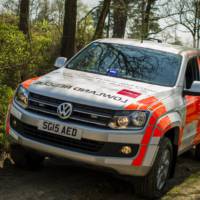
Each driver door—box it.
[181,57,200,150]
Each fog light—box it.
[120,146,132,155]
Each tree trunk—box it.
[61,0,77,59]
[197,1,200,48]
[93,0,112,40]
[113,0,129,38]
[19,0,30,36]
[43,0,49,21]
[106,9,111,37]
[140,0,146,42]
[142,0,155,40]
[193,34,196,48]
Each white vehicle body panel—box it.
[7,39,200,176]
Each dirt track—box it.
[0,152,200,200]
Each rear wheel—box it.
[11,144,45,170]
[134,137,173,199]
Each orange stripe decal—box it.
[153,116,171,137]
[183,96,200,145]
[125,96,169,166]
[6,104,12,135]
[132,122,154,166]
[131,96,168,166]
[22,77,40,89]
[125,104,138,110]
[139,96,158,105]
[132,145,148,166]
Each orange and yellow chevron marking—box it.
[185,96,200,145]
[22,77,40,89]
[153,116,171,137]
[127,96,169,166]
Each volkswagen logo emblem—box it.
[57,103,73,119]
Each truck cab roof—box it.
[97,38,200,56]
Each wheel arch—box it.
[151,112,182,178]
[162,127,180,178]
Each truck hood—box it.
[29,68,173,110]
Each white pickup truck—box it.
[6,39,200,198]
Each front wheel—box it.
[134,137,173,199]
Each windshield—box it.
[66,42,182,87]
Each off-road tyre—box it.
[134,137,173,199]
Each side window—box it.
[185,57,200,89]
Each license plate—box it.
[38,120,82,140]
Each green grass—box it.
[162,172,200,200]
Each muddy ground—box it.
[0,152,200,200]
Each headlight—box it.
[117,116,129,127]
[131,111,147,127]
[108,111,149,129]
[15,85,29,108]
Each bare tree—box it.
[142,0,156,40]
[19,0,30,37]
[1,0,20,15]
[128,0,163,40]
[169,0,200,47]
[93,0,112,40]
[61,0,77,58]
[37,0,50,21]
[55,0,65,26]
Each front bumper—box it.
[8,102,158,176]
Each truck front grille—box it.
[10,115,104,153]
[28,92,115,127]
[10,115,140,157]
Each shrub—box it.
[30,20,60,75]
[0,85,13,146]
[0,18,60,89]
[0,22,30,88]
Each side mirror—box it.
[183,81,200,96]
[54,57,67,68]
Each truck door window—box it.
[185,57,200,89]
